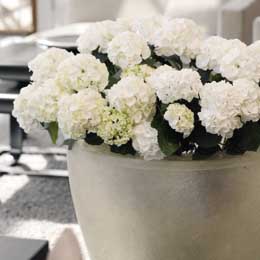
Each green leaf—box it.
[158,130,180,156]
[92,50,108,63]
[226,121,260,154]
[164,56,183,70]
[85,133,104,145]
[46,122,59,144]
[142,56,158,68]
[107,70,121,89]
[151,107,180,156]
[210,73,225,82]
[110,141,136,155]
[191,124,221,149]
[197,69,212,84]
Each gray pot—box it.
[68,141,260,260]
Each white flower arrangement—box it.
[13,17,260,160]
[107,31,151,68]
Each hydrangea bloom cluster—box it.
[28,47,73,83]
[97,107,133,146]
[132,122,165,160]
[106,76,156,124]
[13,17,260,160]
[164,103,194,137]
[107,31,151,68]
[199,81,243,138]
[57,89,106,139]
[77,20,125,54]
[56,54,109,92]
[151,18,205,63]
[121,64,154,81]
[147,66,202,104]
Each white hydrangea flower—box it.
[57,89,106,139]
[119,16,164,43]
[132,122,165,160]
[147,66,202,104]
[97,107,133,146]
[197,38,257,82]
[77,20,125,54]
[12,84,40,133]
[13,80,70,133]
[56,54,109,92]
[121,64,154,81]
[107,31,151,68]
[151,18,205,63]
[246,40,260,82]
[233,79,260,122]
[199,81,243,138]
[196,36,229,72]
[164,103,194,137]
[218,39,250,81]
[106,76,156,124]
[29,79,66,123]
[28,48,73,83]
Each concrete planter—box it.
[68,141,260,260]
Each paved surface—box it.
[0,114,88,258]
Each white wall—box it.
[36,0,164,31]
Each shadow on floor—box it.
[0,175,77,235]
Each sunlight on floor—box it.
[0,174,29,203]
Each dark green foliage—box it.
[210,73,225,82]
[142,56,160,68]
[197,69,212,84]
[110,141,136,155]
[152,102,180,156]
[197,69,228,85]
[191,124,221,149]
[161,55,183,70]
[107,69,121,89]
[85,132,104,145]
[225,121,260,155]
[92,49,121,89]
[193,146,221,160]
[147,46,183,70]
[92,49,108,63]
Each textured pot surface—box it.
[68,141,260,260]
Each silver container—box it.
[68,141,260,260]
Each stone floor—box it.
[0,114,88,258]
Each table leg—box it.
[10,115,24,162]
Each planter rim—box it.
[69,141,260,172]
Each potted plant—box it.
[13,17,260,260]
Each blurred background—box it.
[1,0,260,258]
[2,0,260,42]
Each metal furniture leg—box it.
[10,115,24,162]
